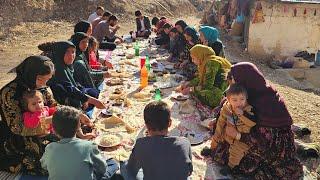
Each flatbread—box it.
[179,100,195,114]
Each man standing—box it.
[135,10,151,38]
[88,6,105,23]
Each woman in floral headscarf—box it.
[180,44,231,108]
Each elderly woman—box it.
[214,62,303,179]
[0,56,56,175]
[199,26,225,57]
[180,44,231,108]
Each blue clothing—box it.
[199,26,219,44]
[40,138,115,180]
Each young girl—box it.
[22,90,56,133]
[86,36,113,70]
[22,90,96,139]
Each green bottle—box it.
[135,42,140,56]
[154,88,162,101]
[145,55,151,71]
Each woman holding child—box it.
[211,62,303,179]
[0,56,56,175]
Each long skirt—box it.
[212,126,303,179]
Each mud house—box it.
[247,0,320,57]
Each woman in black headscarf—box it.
[74,20,92,36]
[47,41,105,110]
[71,32,108,89]
[0,56,56,175]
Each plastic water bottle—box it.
[140,65,148,88]
[135,42,140,56]
[315,50,320,66]
[154,88,162,101]
[145,55,151,71]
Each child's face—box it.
[227,93,247,111]
[79,38,89,52]
[27,95,44,113]
[90,43,98,52]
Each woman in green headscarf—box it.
[199,26,225,57]
[71,32,109,89]
[180,44,231,108]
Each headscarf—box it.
[175,20,188,31]
[184,26,199,45]
[70,32,89,56]
[14,56,53,99]
[50,41,77,86]
[190,44,231,86]
[230,62,293,127]
[199,26,220,44]
[74,20,91,34]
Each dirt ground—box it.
[0,12,319,178]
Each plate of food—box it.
[165,64,174,70]
[95,133,123,148]
[184,131,205,146]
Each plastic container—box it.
[134,42,140,56]
[145,55,151,71]
[154,88,162,101]
[140,65,148,88]
[315,50,320,66]
[140,57,146,69]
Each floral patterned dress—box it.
[0,80,57,175]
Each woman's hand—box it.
[87,97,106,109]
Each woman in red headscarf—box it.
[212,62,303,179]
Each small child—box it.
[22,90,56,133]
[211,84,256,168]
[123,101,193,180]
[40,105,119,180]
[87,36,113,70]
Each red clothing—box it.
[89,51,102,70]
[23,106,56,131]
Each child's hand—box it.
[234,108,244,116]
[104,61,113,69]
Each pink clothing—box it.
[23,106,56,130]
[89,51,102,70]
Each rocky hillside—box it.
[0,0,207,41]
